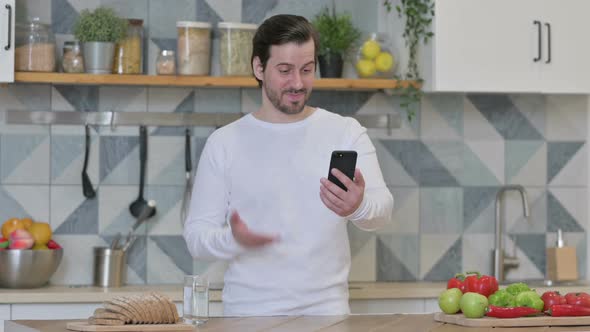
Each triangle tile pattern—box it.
[308,91,373,116]
[0,187,28,221]
[376,235,418,281]
[374,140,416,186]
[242,0,278,23]
[547,191,584,232]
[509,190,547,234]
[463,187,498,232]
[512,233,546,276]
[1,135,45,183]
[51,0,78,34]
[51,135,84,182]
[468,94,543,140]
[380,140,459,186]
[149,38,177,55]
[461,144,500,186]
[547,142,584,184]
[150,235,193,275]
[54,198,99,234]
[100,136,139,182]
[506,140,544,183]
[423,237,462,281]
[153,92,195,136]
[422,94,464,138]
[54,86,99,111]
[466,141,504,184]
[510,94,546,138]
[126,236,147,283]
[197,0,223,25]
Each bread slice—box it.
[149,293,166,323]
[140,294,157,324]
[160,293,179,323]
[93,308,128,322]
[151,292,173,323]
[103,301,135,324]
[126,295,148,323]
[88,316,125,326]
[146,293,163,323]
[111,297,142,324]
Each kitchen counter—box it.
[1,281,589,304]
[6,314,590,331]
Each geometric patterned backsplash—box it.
[9,0,587,286]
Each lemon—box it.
[356,59,377,78]
[375,52,394,72]
[361,40,381,60]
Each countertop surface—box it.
[6,314,590,331]
[2,281,590,304]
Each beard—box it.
[264,83,310,115]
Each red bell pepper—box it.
[565,292,590,308]
[485,305,541,318]
[541,291,567,311]
[463,271,499,298]
[446,273,466,292]
[548,304,590,316]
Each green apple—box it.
[459,292,488,318]
[438,288,462,314]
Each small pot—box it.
[318,52,344,78]
[83,42,115,74]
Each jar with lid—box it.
[218,22,257,76]
[62,41,84,73]
[176,21,211,76]
[156,50,176,75]
[113,19,144,74]
[15,17,56,72]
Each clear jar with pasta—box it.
[15,17,56,72]
[113,19,144,74]
[176,21,211,76]
[218,22,257,76]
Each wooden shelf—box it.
[14,72,417,90]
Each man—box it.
[183,14,393,316]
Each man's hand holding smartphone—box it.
[320,151,365,217]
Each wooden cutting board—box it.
[66,321,195,331]
[434,312,590,327]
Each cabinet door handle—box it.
[545,22,551,63]
[4,4,11,51]
[533,20,541,62]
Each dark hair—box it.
[251,14,320,87]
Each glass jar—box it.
[156,50,176,75]
[113,19,144,74]
[15,17,56,72]
[218,22,257,76]
[176,21,211,76]
[62,41,84,73]
[355,33,396,79]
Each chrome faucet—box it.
[493,185,530,283]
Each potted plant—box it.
[312,7,360,78]
[73,6,127,74]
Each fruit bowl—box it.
[0,248,63,288]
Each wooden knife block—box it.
[546,246,578,281]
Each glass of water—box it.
[183,275,209,325]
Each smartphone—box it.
[327,150,358,191]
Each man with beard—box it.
[183,14,393,316]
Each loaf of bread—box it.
[89,292,179,325]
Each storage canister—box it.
[218,22,257,76]
[176,21,212,76]
[62,41,84,73]
[15,17,56,72]
[113,19,144,74]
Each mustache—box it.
[282,89,307,94]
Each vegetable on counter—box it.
[485,305,541,318]
[515,291,545,311]
[446,273,466,292]
[547,304,590,317]
[541,291,567,311]
[462,272,499,297]
[505,282,531,296]
[565,292,590,308]
[488,289,516,308]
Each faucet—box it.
[493,185,530,283]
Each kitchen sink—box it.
[500,279,590,287]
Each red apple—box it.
[9,229,34,249]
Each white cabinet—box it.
[0,0,14,83]
[420,0,590,93]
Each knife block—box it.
[546,246,578,281]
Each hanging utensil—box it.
[81,124,96,199]
[180,129,193,226]
[110,232,121,250]
[129,126,156,218]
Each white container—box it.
[177,21,212,76]
[218,22,257,76]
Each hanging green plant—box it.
[383,0,434,122]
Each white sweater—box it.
[183,108,393,316]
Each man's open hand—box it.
[230,211,278,248]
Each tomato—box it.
[565,292,590,308]
[541,291,567,311]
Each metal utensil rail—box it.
[2,110,401,133]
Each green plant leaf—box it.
[312,7,361,56]
[74,6,127,43]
